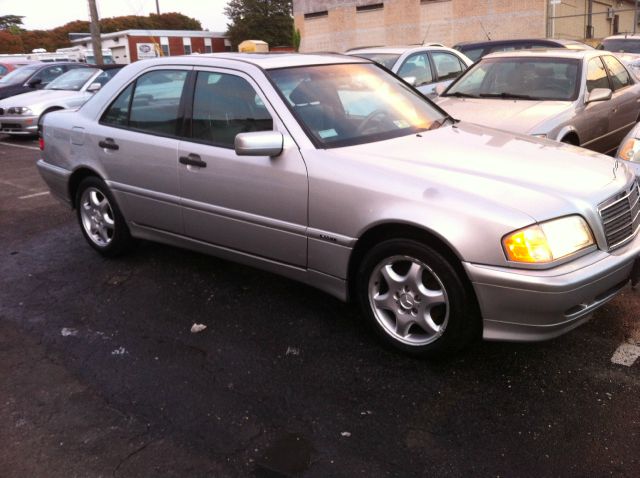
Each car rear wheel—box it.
[356,239,478,357]
[76,177,133,257]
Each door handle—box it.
[179,153,207,168]
[98,138,119,150]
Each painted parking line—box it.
[0,141,40,151]
[611,342,640,366]
[18,191,49,200]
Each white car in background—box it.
[346,45,472,97]
[0,64,123,135]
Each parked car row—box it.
[35,51,640,358]
[0,63,124,135]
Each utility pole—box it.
[635,0,639,35]
[88,0,104,64]
[156,0,160,15]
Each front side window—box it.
[32,65,66,85]
[431,51,465,81]
[397,53,433,87]
[100,70,188,135]
[586,57,609,92]
[268,63,446,148]
[602,55,632,90]
[190,71,273,148]
[45,68,98,91]
[445,57,580,101]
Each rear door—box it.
[177,68,309,266]
[89,67,191,234]
[396,52,436,96]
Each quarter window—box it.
[586,57,609,92]
[602,55,632,90]
[397,53,433,87]
[101,83,133,126]
[431,51,465,81]
[190,71,273,148]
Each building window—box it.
[160,36,169,56]
[204,38,212,53]
[183,37,192,55]
[304,10,328,19]
[356,3,383,12]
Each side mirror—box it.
[402,76,416,86]
[86,82,102,92]
[235,131,284,157]
[434,84,447,96]
[27,78,42,88]
[586,87,612,103]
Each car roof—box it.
[130,52,369,70]
[93,64,125,70]
[454,38,565,48]
[346,45,456,55]
[482,48,604,60]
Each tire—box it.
[75,176,133,257]
[356,239,478,358]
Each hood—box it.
[0,89,79,109]
[324,122,632,222]
[434,97,572,134]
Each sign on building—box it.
[136,43,158,59]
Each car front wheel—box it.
[76,177,133,257]
[357,239,478,357]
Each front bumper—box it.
[464,233,640,342]
[0,114,38,135]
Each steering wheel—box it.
[356,109,392,134]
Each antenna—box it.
[422,24,431,45]
[479,21,491,40]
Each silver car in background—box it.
[616,121,640,177]
[346,45,472,97]
[0,65,123,135]
[436,49,640,153]
[36,53,640,357]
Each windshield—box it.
[600,39,640,53]
[0,65,39,85]
[445,57,580,101]
[268,63,447,148]
[45,68,98,91]
[350,53,400,69]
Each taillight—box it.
[39,136,44,151]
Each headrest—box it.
[289,81,319,105]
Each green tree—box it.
[292,26,300,52]
[0,15,24,31]
[224,0,293,50]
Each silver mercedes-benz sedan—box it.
[436,49,640,154]
[36,53,640,357]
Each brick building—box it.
[71,30,230,64]
[293,0,640,52]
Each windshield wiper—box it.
[444,91,478,98]
[479,92,534,100]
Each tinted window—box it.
[431,51,465,81]
[352,53,400,69]
[101,83,134,126]
[460,47,484,62]
[32,65,67,84]
[397,53,433,87]
[586,57,609,92]
[602,55,632,90]
[601,39,640,53]
[128,70,188,135]
[93,68,123,86]
[190,71,273,148]
[0,65,7,76]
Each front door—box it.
[177,68,308,266]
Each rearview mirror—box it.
[86,82,102,92]
[586,87,612,103]
[235,131,284,157]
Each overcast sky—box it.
[0,0,231,33]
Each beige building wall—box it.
[551,0,638,41]
[293,0,640,52]
[294,0,547,52]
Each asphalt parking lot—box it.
[1,135,639,477]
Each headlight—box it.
[7,107,32,115]
[531,134,547,139]
[617,137,640,163]
[502,215,594,263]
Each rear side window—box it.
[602,55,632,90]
[190,71,273,148]
[460,47,484,62]
[100,70,188,136]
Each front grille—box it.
[599,180,640,250]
